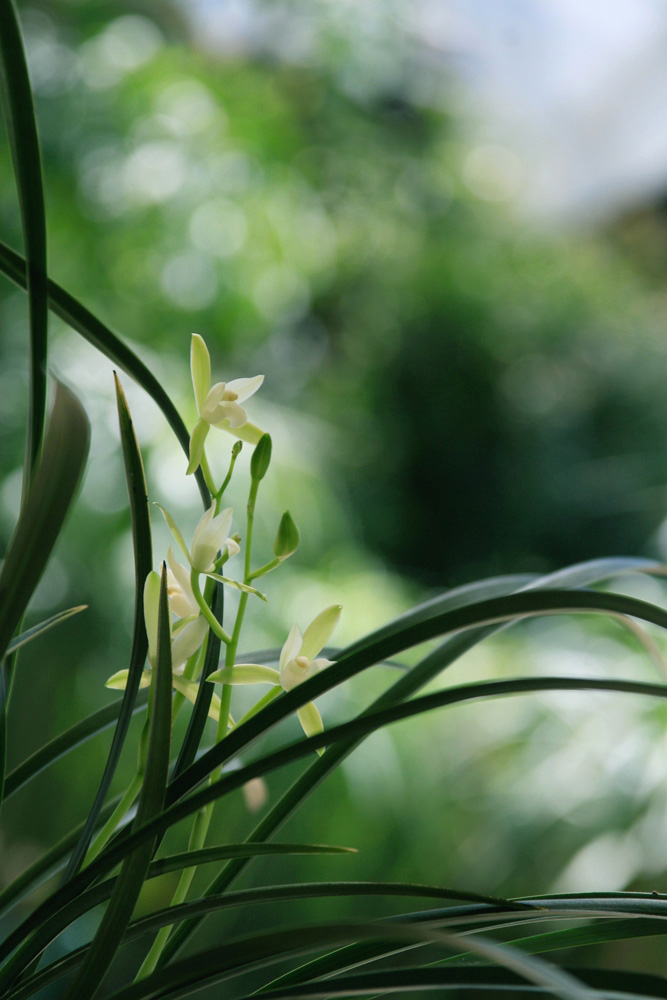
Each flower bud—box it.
[250,433,272,481]
[273,510,299,560]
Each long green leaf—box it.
[3,691,148,801]
[171,579,223,779]
[142,560,667,965]
[168,585,667,805]
[239,966,667,1000]
[0,0,48,482]
[101,920,590,1000]
[0,382,89,808]
[62,376,153,882]
[0,791,127,919]
[0,382,90,661]
[5,671,666,975]
[4,920,587,1000]
[0,879,516,986]
[0,239,210,508]
[62,567,172,1000]
[5,606,88,656]
[5,581,665,974]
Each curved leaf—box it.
[0,382,89,808]
[0,239,210,507]
[61,566,172,1000]
[0,0,48,480]
[5,606,88,656]
[61,376,153,882]
[3,692,148,800]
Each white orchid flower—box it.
[106,570,209,692]
[188,334,264,474]
[159,502,240,575]
[166,547,199,619]
[208,604,342,748]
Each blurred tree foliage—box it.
[3,8,667,972]
[2,2,667,589]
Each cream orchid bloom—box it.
[207,604,342,747]
[188,334,264,474]
[106,570,209,692]
[159,502,240,575]
[166,546,199,618]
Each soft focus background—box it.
[3,0,667,979]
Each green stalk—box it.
[84,772,143,865]
[190,571,231,645]
[137,471,262,979]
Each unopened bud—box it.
[250,433,272,481]
[273,510,300,559]
[232,440,243,458]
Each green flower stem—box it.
[84,771,143,865]
[198,451,218,497]
[171,640,208,722]
[234,685,281,728]
[190,570,231,645]
[247,556,280,582]
[136,804,209,978]
[216,441,242,501]
[136,467,264,981]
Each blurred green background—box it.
[3,0,667,982]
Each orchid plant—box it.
[5,4,667,998]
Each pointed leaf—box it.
[62,566,172,1000]
[0,238,211,509]
[5,605,87,655]
[62,375,154,882]
[0,0,48,479]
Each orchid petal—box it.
[297,701,324,752]
[156,504,191,565]
[218,400,248,428]
[225,375,264,402]
[191,334,211,414]
[225,537,241,559]
[143,571,162,667]
[191,505,233,572]
[279,623,302,672]
[167,547,199,619]
[207,664,281,685]
[187,418,209,476]
[105,668,152,690]
[172,675,221,723]
[299,605,342,661]
[171,615,208,670]
[223,420,264,445]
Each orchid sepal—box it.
[207,664,281,686]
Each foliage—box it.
[2,2,667,998]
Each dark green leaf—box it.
[0,382,90,662]
[62,566,172,1000]
[0,0,48,480]
[62,376,153,882]
[0,239,210,508]
[171,579,223,779]
[0,382,89,807]
[3,691,148,801]
[0,791,128,919]
[5,606,88,656]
